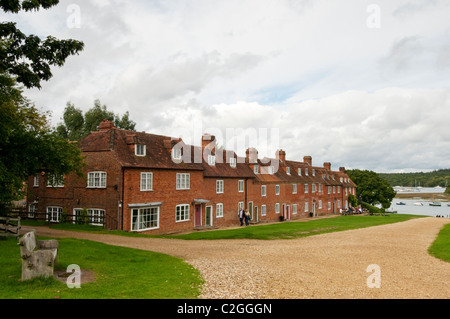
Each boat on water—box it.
[396,202,406,205]
[429,202,441,207]
[414,202,423,206]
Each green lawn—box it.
[4,214,447,299]
[0,237,203,299]
[428,222,450,262]
[164,214,424,240]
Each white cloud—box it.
[6,0,450,172]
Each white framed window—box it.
[305,168,309,176]
[238,180,244,192]
[338,200,341,208]
[176,173,190,190]
[28,202,38,218]
[328,186,332,194]
[275,185,280,195]
[338,186,341,194]
[268,166,274,174]
[319,200,322,209]
[33,175,39,187]
[176,204,190,222]
[172,148,182,160]
[261,185,267,197]
[305,202,309,212]
[216,180,224,193]
[254,165,259,174]
[261,205,267,217]
[286,167,290,175]
[208,155,216,166]
[293,204,298,215]
[216,203,223,218]
[132,206,159,231]
[312,184,316,193]
[46,206,62,223]
[328,202,332,210]
[319,183,323,193]
[47,173,64,188]
[298,168,302,176]
[312,169,315,176]
[292,184,297,194]
[333,186,336,194]
[87,171,106,188]
[304,184,309,194]
[229,157,236,168]
[140,172,153,191]
[275,203,280,214]
[238,201,244,211]
[73,208,105,226]
[135,144,146,156]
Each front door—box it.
[248,201,253,220]
[205,206,212,226]
[194,205,201,227]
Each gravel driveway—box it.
[27,217,450,299]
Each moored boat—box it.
[429,202,441,207]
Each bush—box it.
[361,202,384,214]
[77,208,89,225]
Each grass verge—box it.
[163,214,423,240]
[0,237,203,299]
[428,222,450,262]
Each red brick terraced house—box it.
[27,120,357,234]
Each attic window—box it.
[286,167,290,175]
[135,144,146,156]
[268,166,274,175]
[229,157,236,168]
[208,155,215,166]
[172,148,182,160]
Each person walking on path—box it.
[238,208,245,226]
[244,209,251,226]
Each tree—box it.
[57,99,136,140]
[1,1,85,212]
[1,1,84,89]
[346,169,396,209]
[0,72,85,211]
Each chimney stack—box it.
[324,162,331,171]
[98,120,115,132]
[202,133,216,154]
[246,148,258,163]
[303,156,312,166]
[276,149,286,162]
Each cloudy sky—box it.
[6,0,450,173]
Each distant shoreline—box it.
[395,192,450,200]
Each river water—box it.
[388,187,450,218]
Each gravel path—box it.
[27,217,450,299]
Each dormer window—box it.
[229,157,236,168]
[208,155,216,166]
[254,165,259,174]
[172,148,182,160]
[312,169,315,176]
[298,168,302,176]
[305,168,309,176]
[286,167,290,175]
[268,166,274,175]
[135,144,146,156]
